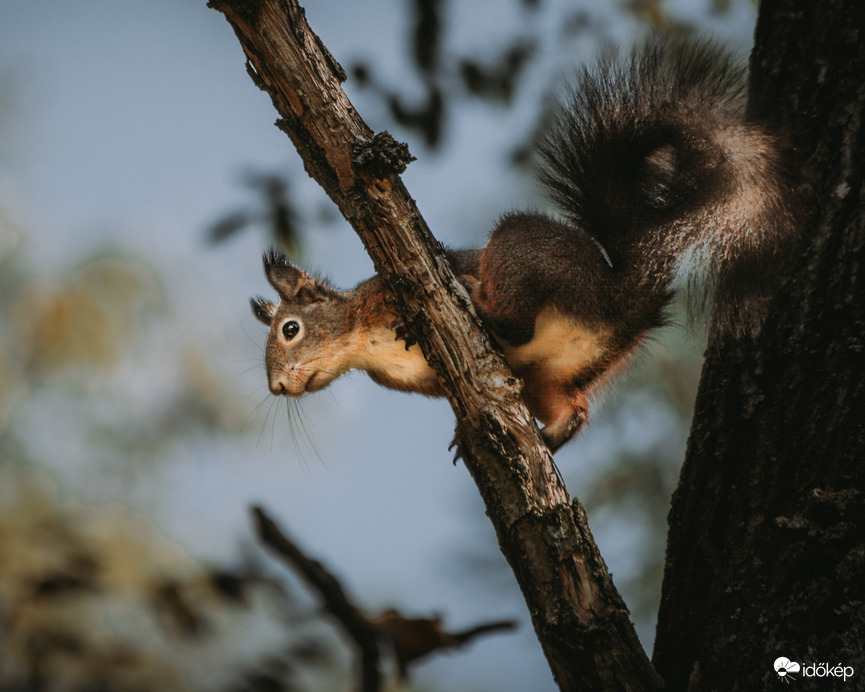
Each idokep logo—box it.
[774,658,800,683]
[774,656,855,683]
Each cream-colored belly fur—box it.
[500,306,609,386]
[357,327,441,394]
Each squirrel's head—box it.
[252,250,351,397]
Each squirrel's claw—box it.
[448,434,465,466]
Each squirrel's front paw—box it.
[389,317,417,350]
[394,322,417,350]
[384,293,417,350]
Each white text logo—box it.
[774,657,855,683]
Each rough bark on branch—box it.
[209,0,662,689]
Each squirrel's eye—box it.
[282,320,300,341]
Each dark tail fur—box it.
[536,37,797,335]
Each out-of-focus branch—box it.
[253,506,518,688]
[370,610,516,678]
[253,506,382,692]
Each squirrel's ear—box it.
[262,248,329,302]
[263,248,305,299]
[250,296,276,325]
[262,248,338,304]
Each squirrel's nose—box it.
[269,380,287,396]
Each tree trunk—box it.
[653,2,865,690]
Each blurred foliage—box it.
[0,227,350,690]
[0,157,342,685]
[206,170,301,257]
[0,477,339,692]
[349,0,538,149]
[346,0,741,152]
[0,228,256,474]
[15,256,163,375]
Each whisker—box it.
[285,400,314,480]
[239,362,266,377]
[290,398,326,471]
[268,395,280,453]
[256,395,279,450]
[242,392,272,433]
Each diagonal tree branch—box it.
[209,1,662,689]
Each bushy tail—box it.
[537,37,797,334]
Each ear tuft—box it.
[263,247,292,270]
[261,247,338,302]
[250,296,277,325]
[262,248,310,300]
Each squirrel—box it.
[251,38,796,453]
